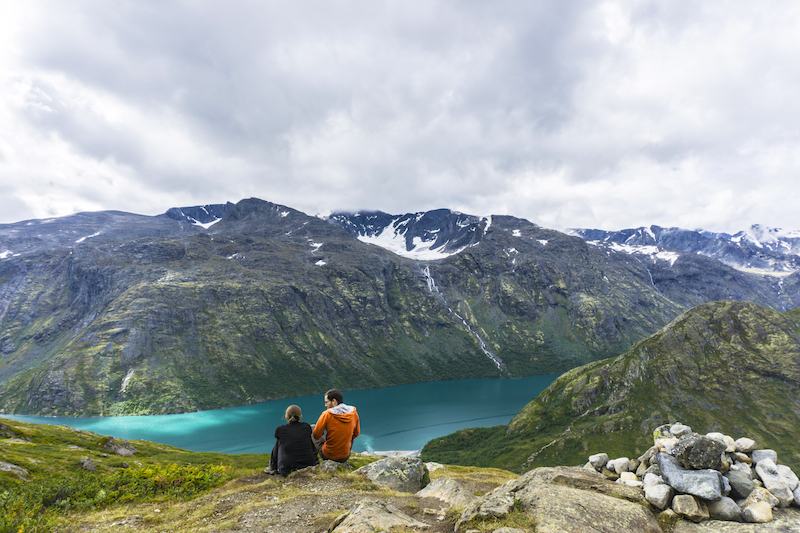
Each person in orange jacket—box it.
[312,388,360,462]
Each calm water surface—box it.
[2,375,558,454]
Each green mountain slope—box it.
[421,301,800,473]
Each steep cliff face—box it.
[1,199,799,416]
[422,301,800,473]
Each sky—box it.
[1,1,799,233]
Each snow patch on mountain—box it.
[75,231,101,243]
[606,243,680,266]
[329,209,487,261]
[357,220,469,260]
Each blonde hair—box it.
[285,405,302,423]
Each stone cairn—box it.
[586,422,800,524]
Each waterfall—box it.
[423,266,508,373]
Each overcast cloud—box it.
[1,1,799,232]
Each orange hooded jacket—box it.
[313,403,360,460]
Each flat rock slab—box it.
[517,482,662,533]
[456,467,660,533]
[672,508,800,532]
[330,500,429,532]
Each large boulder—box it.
[673,494,710,523]
[645,483,674,510]
[456,467,660,533]
[672,436,726,470]
[742,501,773,523]
[724,469,754,500]
[755,459,794,507]
[657,453,724,501]
[751,449,778,465]
[354,456,429,493]
[103,436,137,457]
[706,496,742,522]
[416,477,477,508]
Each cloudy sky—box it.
[1,1,799,233]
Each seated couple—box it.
[267,388,360,476]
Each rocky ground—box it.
[68,462,517,533]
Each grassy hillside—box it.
[1,417,519,533]
[422,301,800,474]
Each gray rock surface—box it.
[672,436,726,470]
[724,469,754,500]
[742,501,773,523]
[734,437,757,453]
[706,496,742,522]
[415,477,477,508]
[330,500,430,532]
[456,467,659,533]
[673,494,710,523]
[672,508,800,531]
[644,482,674,510]
[0,460,29,479]
[588,452,608,470]
[755,459,794,507]
[355,456,429,493]
[751,449,778,464]
[657,453,724,500]
[79,457,97,471]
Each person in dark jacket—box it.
[266,405,318,476]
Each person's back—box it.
[313,389,360,462]
[268,405,317,476]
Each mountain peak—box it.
[328,209,488,260]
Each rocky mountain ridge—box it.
[570,224,800,280]
[1,198,800,416]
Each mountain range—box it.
[1,198,799,416]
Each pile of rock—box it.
[587,422,800,524]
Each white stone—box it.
[670,423,693,438]
[742,501,773,523]
[777,464,799,491]
[645,483,674,510]
[755,459,794,507]
[734,437,757,453]
[706,432,736,453]
[643,473,665,490]
[607,457,631,474]
[588,452,608,471]
[751,449,778,464]
[744,486,780,509]
[730,462,753,478]
[655,437,680,455]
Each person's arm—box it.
[312,411,327,439]
[352,413,360,440]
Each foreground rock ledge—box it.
[455,466,662,532]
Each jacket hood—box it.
[329,403,356,416]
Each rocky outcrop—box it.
[103,436,138,457]
[587,422,800,526]
[354,456,430,493]
[455,466,661,532]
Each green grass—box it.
[0,417,267,533]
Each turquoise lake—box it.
[1,375,559,454]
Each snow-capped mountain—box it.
[163,202,234,228]
[569,224,800,275]
[327,209,489,260]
